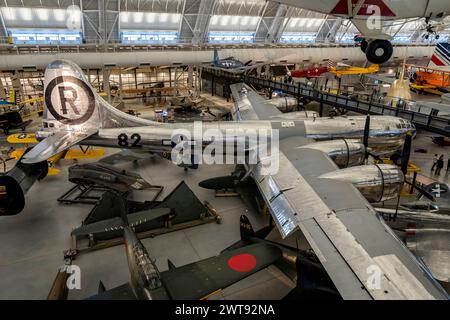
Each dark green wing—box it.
[86,283,136,300]
[161,243,282,300]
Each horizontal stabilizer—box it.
[64,148,105,160]
[71,208,171,237]
[127,208,172,227]
[71,217,124,237]
[21,131,95,164]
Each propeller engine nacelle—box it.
[299,139,365,169]
[319,164,404,203]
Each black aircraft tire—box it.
[361,40,368,53]
[365,40,393,64]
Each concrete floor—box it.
[408,130,450,185]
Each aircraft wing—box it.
[21,130,95,164]
[71,208,171,238]
[160,243,282,300]
[264,137,447,299]
[7,133,39,144]
[87,283,136,300]
[230,83,448,299]
[230,83,283,120]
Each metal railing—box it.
[201,67,450,136]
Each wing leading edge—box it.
[160,243,282,300]
[251,135,448,300]
[230,83,283,121]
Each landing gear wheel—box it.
[365,40,393,64]
[360,40,368,53]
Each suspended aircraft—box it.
[212,48,252,70]
[288,62,379,79]
[275,0,450,64]
[288,66,330,79]
[407,44,450,95]
[329,63,380,77]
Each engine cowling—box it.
[300,139,365,168]
[319,164,404,203]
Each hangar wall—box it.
[0,45,435,69]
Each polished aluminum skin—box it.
[298,139,366,168]
[23,59,415,165]
[229,83,448,300]
[319,164,405,203]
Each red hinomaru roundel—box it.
[227,253,257,273]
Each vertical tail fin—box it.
[429,42,450,67]
[23,59,159,164]
[240,215,274,240]
[42,60,101,132]
[240,215,256,239]
[42,60,155,135]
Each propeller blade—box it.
[363,115,370,160]
[401,132,413,175]
[404,180,436,202]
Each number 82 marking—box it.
[117,133,141,147]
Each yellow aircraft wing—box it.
[7,133,39,144]
[9,144,105,176]
[64,148,105,159]
[17,97,44,105]
[48,168,61,175]
[9,149,26,160]
[331,64,379,77]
